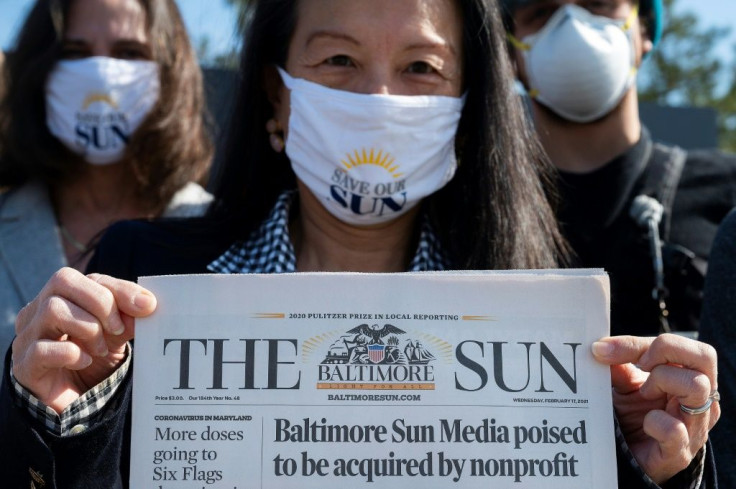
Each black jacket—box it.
[558,128,736,336]
[699,209,736,488]
[0,215,720,487]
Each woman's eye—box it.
[61,51,85,59]
[113,43,152,60]
[115,48,150,60]
[324,55,354,67]
[406,61,435,75]
[60,47,88,59]
[118,50,143,60]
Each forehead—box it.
[292,0,463,44]
[65,0,148,41]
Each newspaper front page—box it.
[131,271,616,488]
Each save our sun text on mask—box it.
[330,169,408,218]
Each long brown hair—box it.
[0,51,6,113]
[0,0,212,212]
[210,0,570,269]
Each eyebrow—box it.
[305,31,456,57]
[115,39,151,48]
[404,41,456,56]
[306,30,361,47]
[63,37,147,43]
[61,38,151,50]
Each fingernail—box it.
[592,341,614,357]
[134,291,156,310]
[80,352,93,368]
[111,323,125,336]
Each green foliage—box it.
[638,0,736,151]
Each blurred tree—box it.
[638,0,736,151]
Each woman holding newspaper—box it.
[2,0,719,487]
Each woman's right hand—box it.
[11,267,157,413]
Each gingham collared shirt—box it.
[208,190,450,274]
[11,344,132,436]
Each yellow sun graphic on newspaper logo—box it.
[341,148,404,179]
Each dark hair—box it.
[0,51,5,105]
[211,0,569,270]
[0,0,212,212]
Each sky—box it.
[1,0,735,65]
[0,0,240,55]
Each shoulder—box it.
[0,181,52,218]
[681,148,736,181]
[652,145,736,212]
[713,209,736,254]
[89,215,240,282]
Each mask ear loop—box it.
[506,32,531,51]
[621,5,641,78]
[620,4,640,33]
[505,33,540,99]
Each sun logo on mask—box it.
[81,93,118,110]
[341,148,404,179]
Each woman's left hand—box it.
[592,334,719,485]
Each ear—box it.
[642,38,654,57]
[636,13,655,63]
[634,30,655,67]
[263,65,284,115]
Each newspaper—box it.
[131,271,616,488]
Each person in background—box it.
[699,208,736,487]
[0,0,214,378]
[501,0,736,338]
[1,0,719,487]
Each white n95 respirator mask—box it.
[510,4,639,123]
[46,56,160,165]
[278,67,465,226]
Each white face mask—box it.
[46,56,160,165]
[278,68,465,226]
[511,4,638,123]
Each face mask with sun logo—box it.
[278,68,465,226]
[46,57,160,165]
